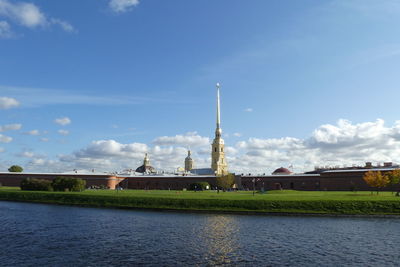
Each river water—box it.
[1,201,399,266]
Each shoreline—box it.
[1,189,400,217]
[1,198,400,218]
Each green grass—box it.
[0,187,399,215]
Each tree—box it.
[20,178,52,191]
[363,171,389,194]
[52,177,86,192]
[386,169,400,195]
[216,173,235,190]
[8,165,23,172]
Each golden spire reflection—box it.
[199,215,240,265]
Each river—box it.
[0,201,399,266]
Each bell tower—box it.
[185,150,194,172]
[211,83,228,175]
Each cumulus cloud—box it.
[0,0,74,33]
[230,119,400,174]
[244,108,253,112]
[24,129,40,136]
[57,139,193,172]
[0,134,12,143]
[75,140,148,158]
[0,123,22,132]
[0,0,46,27]
[58,140,148,171]
[109,0,140,13]
[58,129,69,136]
[233,132,242,137]
[153,132,210,147]
[0,96,19,109]
[15,119,400,174]
[54,117,71,126]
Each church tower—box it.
[185,150,194,172]
[143,153,150,167]
[211,83,228,175]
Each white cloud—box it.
[58,129,69,136]
[15,119,400,174]
[54,117,71,126]
[153,132,210,147]
[0,123,22,132]
[24,129,40,136]
[0,0,74,32]
[0,0,46,27]
[0,20,11,38]
[40,137,49,142]
[0,134,12,143]
[233,132,242,137]
[50,18,74,32]
[56,139,193,172]
[0,85,177,108]
[230,119,400,174]
[244,108,253,112]
[74,140,148,158]
[18,151,34,158]
[0,96,19,109]
[109,0,140,13]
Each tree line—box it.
[363,170,400,194]
[20,177,86,192]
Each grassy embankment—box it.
[0,187,400,215]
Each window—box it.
[221,148,223,152]
[215,147,217,152]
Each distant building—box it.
[184,150,194,172]
[305,162,399,174]
[135,153,156,174]
[272,167,293,175]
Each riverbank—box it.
[1,187,400,215]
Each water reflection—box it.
[199,215,240,265]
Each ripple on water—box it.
[0,201,400,266]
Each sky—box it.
[2,0,400,174]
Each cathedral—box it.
[211,83,228,175]
[136,83,229,176]
[184,83,229,175]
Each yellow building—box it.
[185,150,194,172]
[211,83,228,175]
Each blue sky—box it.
[2,0,400,173]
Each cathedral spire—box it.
[216,83,221,129]
[211,83,228,175]
[215,83,222,138]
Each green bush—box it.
[20,178,52,191]
[52,177,86,192]
[189,182,210,191]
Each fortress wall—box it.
[0,173,116,188]
[123,176,217,190]
[319,170,400,191]
[241,175,321,191]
